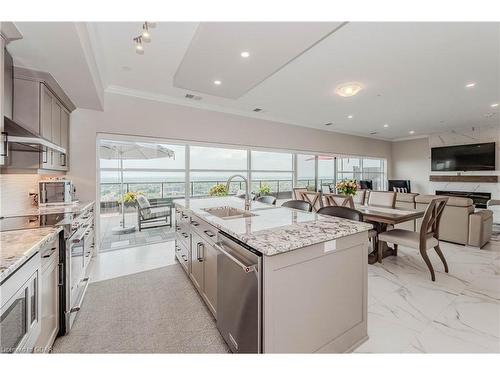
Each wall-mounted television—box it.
[431,142,496,171]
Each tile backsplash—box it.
[0,174,41,216]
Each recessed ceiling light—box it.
[409,130,415,134]
[335,82,363,97]
[213,80,222,85]
[383,124,389,128]
[240,51,250,58]
[491,103,499,108]
[465,82,476,88]
[347,115,353,119]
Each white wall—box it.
[390,137,431,194]
[391,124,500,198]
[68,92,393,202]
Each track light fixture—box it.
[134,36,144,55]
[142,22,152,42]
[133,22,156,54]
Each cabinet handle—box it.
[182,232,188,239]
[191,220,199,226]
[58,263,64,286]
[197,242,204,262]
[175,245,180,252]
[1,132,7,158]
[204,230,215,238]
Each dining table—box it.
[354,204,425,264]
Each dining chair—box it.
[257,195,277,205]
[282,199,312,212]
[377,197,449,281]
[300,191,322,212]
[353,189,367,206]
[317,206,378,251]
[367,191,396,208]
[322,193,355,209]
[292,187,308,200]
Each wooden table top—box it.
[354,204,425,225]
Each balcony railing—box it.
[99,179,337,204]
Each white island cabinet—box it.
[174,197,371,353]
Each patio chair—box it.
[136,195,172,231]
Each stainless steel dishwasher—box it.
[215,231,262,353]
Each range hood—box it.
[3,116,66,154]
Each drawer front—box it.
[191,217,217,245]
[175,224,190,246]
[175,208,190,226]
[175,240,189,273]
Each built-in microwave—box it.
[39,180,73,206]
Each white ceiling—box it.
[7,22,500,140]
[174,22,342,98]
[8,22,104,110]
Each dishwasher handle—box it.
[214,242,256,274]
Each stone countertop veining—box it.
[173,197,373,256]
[0,226,62,283]
[4,201,95,218]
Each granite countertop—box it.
[0,226,62,282]
[173,197,373,256]
[6,201,95,217]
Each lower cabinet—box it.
[190,232,204,291]
[190,230,218,317]
[36,250,59,352]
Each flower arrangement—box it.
[119,191,142,204]
[335,179,358,196]
[209,184,229,197]
[258,184,271,196]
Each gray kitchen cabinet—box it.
[13,78,40,135]
[202,241,218,315]
[51,99,61,145]
[190,231,204,291]
[36,240,59,352]
[40,84,53,142]
[11,66,74,172]
[60,109,69,170]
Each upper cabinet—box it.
[13,67,75,172]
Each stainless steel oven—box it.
[39,180,73,206]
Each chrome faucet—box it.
[226,174,251,211]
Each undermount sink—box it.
[203,206,257,220]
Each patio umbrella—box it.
[100,140,175,234]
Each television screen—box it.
[431,142,496,171]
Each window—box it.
[336,156,386,190]
[190,146,248,197]
[251,151,293,198]
[296,154,316,190]
[318,156,336,192]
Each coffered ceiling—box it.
[7,22,500,140]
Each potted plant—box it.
[335,179,358,196]
[209,184,229,197]
[118,191,142,209]
[258,184,272,196]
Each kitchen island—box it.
[173,197,372,353]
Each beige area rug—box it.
[52,264,229,353]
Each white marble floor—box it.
[87,238,500,353]
[356,239,500,353]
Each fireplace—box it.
[435,190,491,209]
